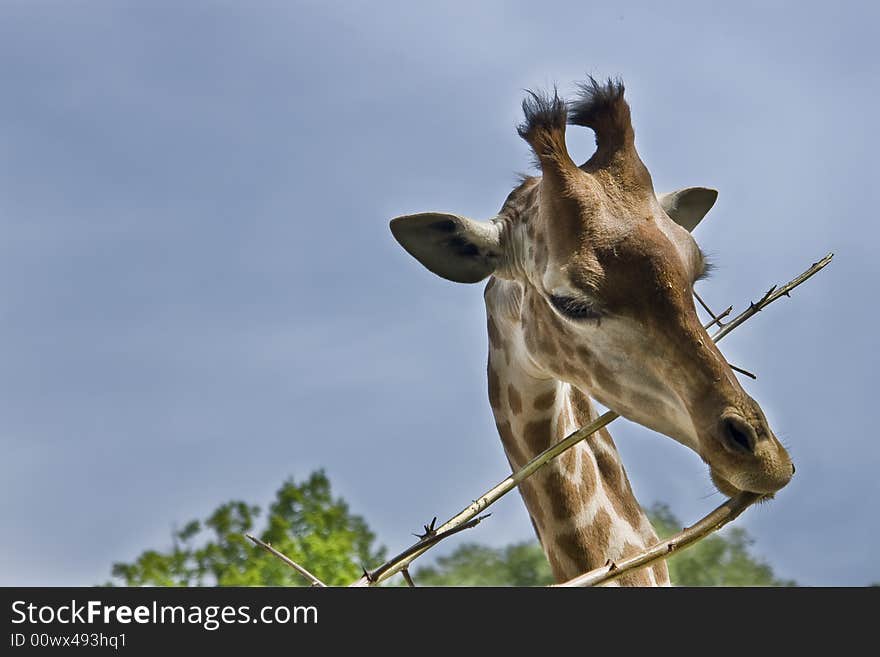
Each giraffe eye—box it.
[549,295,602,321]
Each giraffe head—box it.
[390,78,793,496]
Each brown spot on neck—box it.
[594,448,624,493]
[543,463,594,521]
[522,417,554,454]
[496,420,528,469]
[554,513,609,579]
[487,317,501,348]
[487,366,502,410]
[533,389,556,411]
[507,384,523,415]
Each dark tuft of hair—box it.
[515,87,575,170]
[567,76,632,150]
[516,88,567,143]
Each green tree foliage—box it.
[412,503,795,587]
[415,542,553,586]
[107,471,793,587]
[108,471,385,586]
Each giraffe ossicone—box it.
[390,77,793,586]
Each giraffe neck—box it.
[485,279,669,586]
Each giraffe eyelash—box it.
[694,248,715,282]
[548,295,603,321]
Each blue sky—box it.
[1,1,876,586]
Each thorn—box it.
[361,567,374,583]
[758,285,777,304]
[415,516,438,540]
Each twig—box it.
[712,253,834,342]
[695,291,728,329]
[697,299,747,378]
[401,568,416,587]
[702,304,732,330]
[245,534,327,587]
[728,363,757,380]
[697,302,755,377]
[350,252,833,586]
[361,514,491,585]
[696,298,755,377]
[555,492,762,587]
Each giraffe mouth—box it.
[709,466,790,498]
[709,469,745,497]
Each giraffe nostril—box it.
[720,415,756,454]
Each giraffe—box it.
[389,78,793,585]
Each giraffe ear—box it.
[658,187,718,232]
[390,212,502,284]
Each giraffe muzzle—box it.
[708,410,794,495]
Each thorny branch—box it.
[711,253,834,342]
[360,514,491,584]
[248,252,832,587]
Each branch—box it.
[245,534,327,587]
[695,291,729,329]
[697,298,753,377]
[728,363,757,380]
[555,492,762,587]
[702,304,732,330]
[711,253,833,342]
[401,568,416,587]
[359,514,491,584]
[350,252,833,586]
